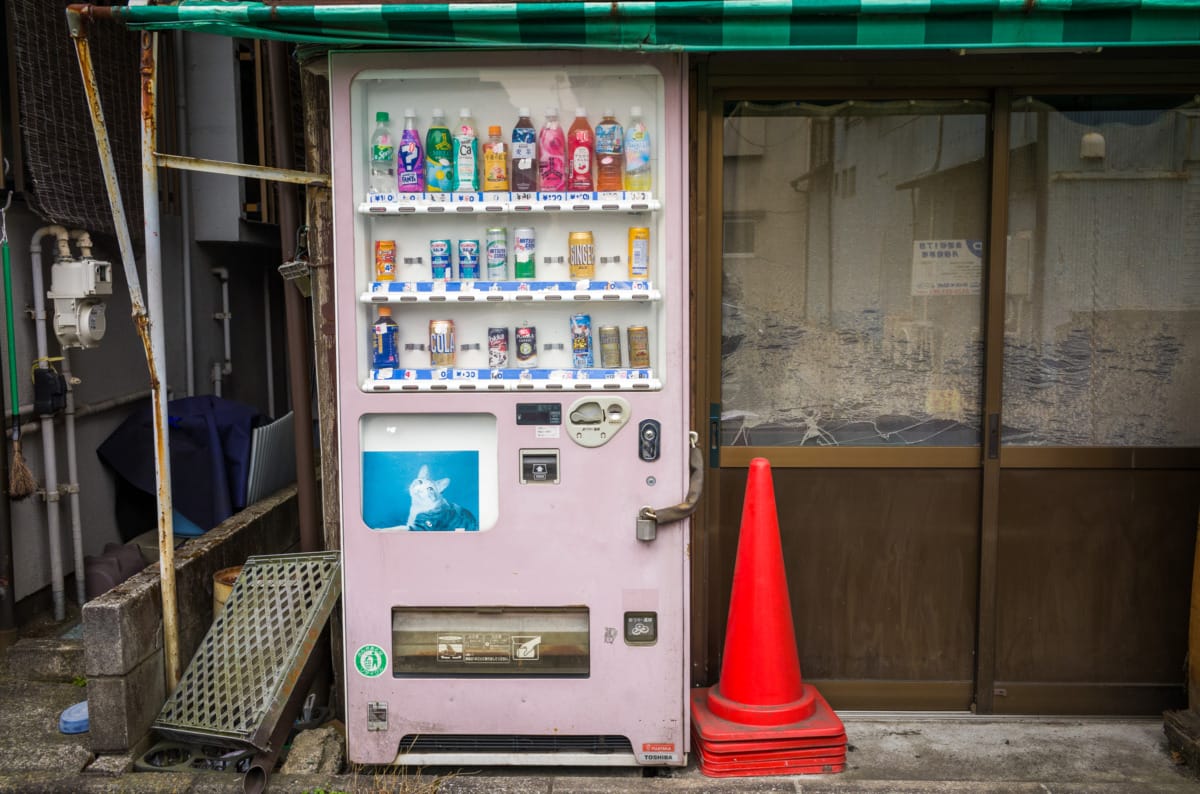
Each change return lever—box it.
[637,431,704,542]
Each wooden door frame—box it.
[690,50,1200,707]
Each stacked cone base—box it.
[691,686,847,777]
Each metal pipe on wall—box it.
[174,31,196,398]
[140,30,182,691]
[265,40,320,554]
[29,225,70,621]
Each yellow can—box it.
[568,231,595,279]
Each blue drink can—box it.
[430,239,451,279]
[570,313,593,369]
[458,239,480,280]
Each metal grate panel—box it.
[398,734,633,754]
[153,551,340,751]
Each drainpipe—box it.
[174,31,196,397]
[30,225,70,621]
[63,230,94,608]
[212,267,231,397]
[266,40,319,554]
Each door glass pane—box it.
[721,100,989,446]
[1003,96,1200,446]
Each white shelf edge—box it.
[359,288,662,304]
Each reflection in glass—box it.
[721,101,988,446]
[1003,97,1200,446]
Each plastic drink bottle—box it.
[368,111,395,197]
[425,109,454,193]
[537,107,566,192]
[624,106,652,192]
[511,108,537,192]
[567,107,594,192]
[594,109,624,192]
[370,306,399,370]
[483,125,510,192]
[453,108,479,193]
[397,109,424,193]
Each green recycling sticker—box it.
[354,644,387,678]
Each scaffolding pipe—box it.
[73,9,182,686]
[139,30,181,691]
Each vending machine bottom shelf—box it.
[365,368,659,391]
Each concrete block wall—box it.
[83,486,300,753]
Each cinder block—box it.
[83,570,163,677]
[87,650,165,753]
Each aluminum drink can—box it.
[627,325,650,368]
[374,240,397,281]
[628,227,650,279]
[429,319,456,367]
[487,326,509,368]
[515,325,537,367]
[513,228,536,279]
[568,231,595,279]
[598,325,622,368]
[457,239,480,280]
[485,228,508,281]
[430,239,451,279]
[570,313,594,368]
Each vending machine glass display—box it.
[330,51,689,767]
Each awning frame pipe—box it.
[69,10,180,689]
[67,7,333,690]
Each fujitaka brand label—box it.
[641,742,678,762]
[354,644,388,678]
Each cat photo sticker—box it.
[362,450,481,532]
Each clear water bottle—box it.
[369,111,396,198]
[624,106,652,192]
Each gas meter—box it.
[47,256,113,349]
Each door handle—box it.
[637,432,704,542]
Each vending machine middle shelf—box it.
[361,280,662,303]
[364,368,660,392]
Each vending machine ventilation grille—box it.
[398,734,633,754]
[152,551,341,751]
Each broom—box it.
[1,198,36,499]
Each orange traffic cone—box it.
[690,457,846,777]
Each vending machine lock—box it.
[637,508,657,542]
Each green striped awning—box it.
[95,1,1200,51]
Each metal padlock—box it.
[636,509,657,542]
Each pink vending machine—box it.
[329,51,693,767]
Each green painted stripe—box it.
[925,12,996,44]
[857,14,928,45]
[1063,10,1133,41]
[115,1,1200,49]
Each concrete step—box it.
[6,636,85,682]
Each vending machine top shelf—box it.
[359,193,660,215]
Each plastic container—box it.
[424,109,454,192]
[213,564,243,618]
[453,108,479,193]
[594,109,624,192]
[397,108,424,193]
[368,111,395,197]
[511,108,537,192]
[567,107,594,192]
[624,106,652,192]
[537,108,566,191]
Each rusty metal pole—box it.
[140,30,182,690]
[67,10,180,689]
[265,42,320,553]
